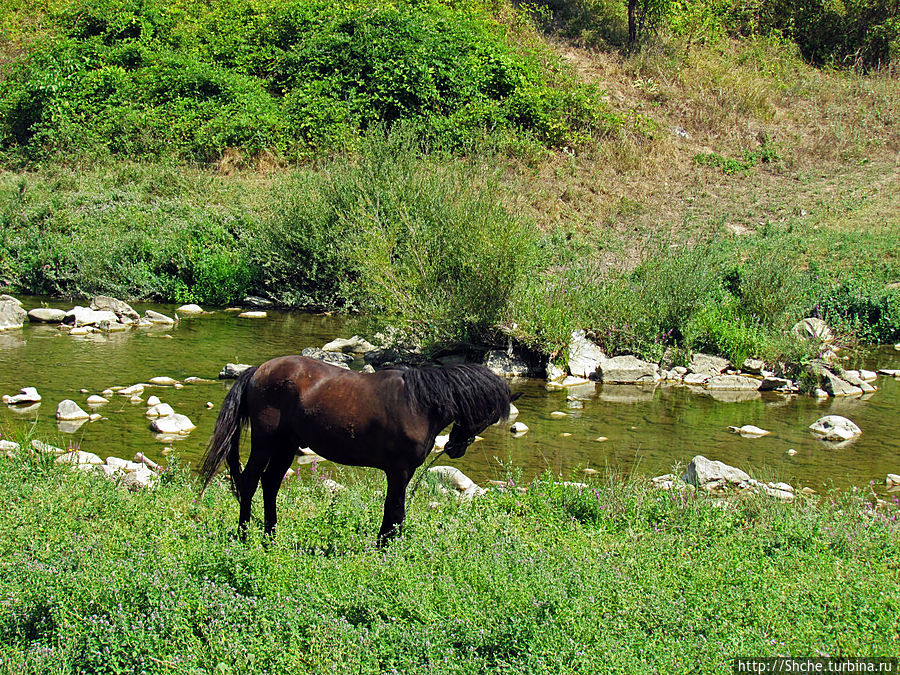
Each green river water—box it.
[2,297,899,493]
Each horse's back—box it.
[246,356,423,466]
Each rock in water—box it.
[597,355,660,384]
[728,425,770,438]
[91,296,140,321]
[150,414,196,434]
[144,309,175,324]
[483,350,532,378]
[3,387,41,404]
[176,304,204,315]
[57,399,90,420]
[300,348,353,369]
[0,300,27,331]
[808,415,861,441]
[28,307,67,323]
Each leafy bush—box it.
[814,279,900,344]
[0,0,610,164]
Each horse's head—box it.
[444,391,522,459]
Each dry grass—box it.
[494,37,899,273]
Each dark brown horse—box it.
[199,356,519,543]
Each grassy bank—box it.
[0,449,898,673]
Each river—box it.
[2,297,899,493]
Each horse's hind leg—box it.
[260,445,296,537]
[378,467,412,546]
[237,442,269,534]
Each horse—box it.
[199,355,520,544]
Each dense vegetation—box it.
[0,450,897,673]
[0,0,898,365]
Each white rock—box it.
[483,350,532,378]
[146,403,175,418]
[878,369,900,378]
[433,435,450,451]
[0,294,22,305]
[690,353,730,377]
[56,399,90,420]
[176,304,204,315]
[545,363,566,382]
[56,450,103,465]
[508,402,519,418]
[238,311,267,319]
[320,478,346,494]
[106,456,144,473]
[683,373,710,386]
[706,375,761,391]
[146,395,161,406]
[808,415,861,442]
[145,309,175,324]
[727,425,770,437]
[149,376,178,386]
[64,306,118,327]
[859,369,877,382]
[568,330,608,379]
[86,395,108,406]
[91,296,140,321]
[89,413,101,421]
[550,411,567,418]
[0,440,20,452]
[150,414,196,434]
[120,466,158,490]
[118,383,145,396]
[683,455,750,487]
[31,439,65,454]
[886,474,900,487]
[595,436,608,442]
[322,335,376,354]
[598,355,660,384]
[510,421,529,435]
[4,387,41,404]
[0,300,28,330]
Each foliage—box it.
[814,278,900,344]
[0,450,897,674]
[0,0,611,164]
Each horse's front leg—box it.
[378,467,412,546]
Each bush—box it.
[0,0,610,164]
[814,279,900,344]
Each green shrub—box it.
[814,279,900,343]
[0,0,610,164]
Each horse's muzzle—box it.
[444,436,475,459]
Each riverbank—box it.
[0,450,897,673]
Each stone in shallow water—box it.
[28,307,67,323]
[683,455,750,487]
[598,355,659,384]
[3,387,41,404]
[238,311,267,319]
[808,415,861,441]
[176,304,204,315]
[57,399,90,420]
[219,363,254,379]
[150,413,196,434]
[144,309,175,325]
[567,330,607,379]
[728,425,770,438]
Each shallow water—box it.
[2,297,899,492]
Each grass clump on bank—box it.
[0,450,898,673]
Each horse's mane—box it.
[396,363,512,428]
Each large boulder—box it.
[28,307,67,323]
[689,353,730,377]
[568,330,607,379]
[0,300,27,331]
[597,355,660,384]
[792,317,833,345]
[144,309,175,325]
[91,296,140,321]
[816,366,863,397]
[683,455,751,488]
[0,294,22,305]
[809,415,861,442]
[176,304,204,315]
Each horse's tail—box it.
[199,366,258,497]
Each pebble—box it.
[510,421,529,436]
[595,436,609,442]
[550,411,567,418]
[238,311,267,319]
[206,401,214,408]
[86,395,108,406]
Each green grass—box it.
[0,449,898,674]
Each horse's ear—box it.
[509,392,522,402]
